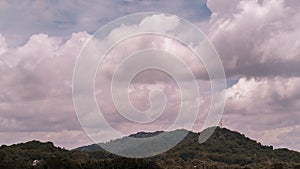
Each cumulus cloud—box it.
[0,34,6,56]
[223,77,300,150]
[205,0,300,151]
[207,0,300,78]
[226,77,300,123]
[0,14,211,148]
[0,32,90,102]
[0,0,210,46]
[81,14,211,137]
[0,0,299,152]
[0,32,91,148]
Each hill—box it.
[76,127,300,168]
[1,127,299,169]
[0,140,159,169]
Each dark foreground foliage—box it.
[0,127,299,169]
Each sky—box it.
[0,0,299,151]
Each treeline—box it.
[0,127,299,169]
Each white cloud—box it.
[205,0,300,151]
[0,0,210,46]
[0,2,300,153]
[0,32,91,149]
[139,14,180,32]
[255,24,300,62]
[0,34,6,56]
[207,0,240,17]
[224,77,300,150]
[207,0,300,77]
[0,14,210,148]
[226,77,300,115]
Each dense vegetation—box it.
[1,127,299,169]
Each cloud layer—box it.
[0,32,93,148]
[207,0,300,151]
[0,0,210,46]
[0,0,299,151]
[208,0,300,78]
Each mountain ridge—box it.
[75,127,298,153]
[74,127,300,168]
[1,127,299,169]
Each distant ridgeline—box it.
[1,127,299,169]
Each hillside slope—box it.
[76,127,300,168]
[1,127,299,169]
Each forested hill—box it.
[1,127,300,169]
